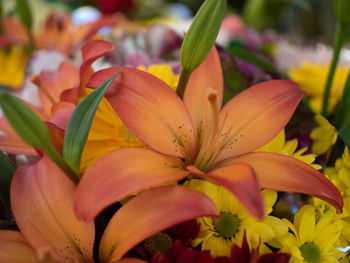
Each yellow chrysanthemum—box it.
[257,129,321,170]
[0,47,28,88]
[80,64,179,172]
[310,115,338,156]
[289,62,348,114]
[312,197,350,248]
[185,179,288,257]
[270,205,343,263]
[137,64,179,91]
[325,147,350,196]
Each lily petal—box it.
[186,163,264,218]
[74,148,189,222]
[61,39,114,102]
[31,62,79,115]
[183,47,223,146]
[99,185,218,262]
[227,152,343,212]
[11,155,95,262]
[0,230,41,263]
[214,80,304,164]
[86,67,197,159]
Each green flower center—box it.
[214,212,240,239]
[144,233,174,256]
[300,242,321,263]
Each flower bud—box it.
[180,0,226,72]
[333,0,350,24]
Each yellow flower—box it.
[271,205,343,263]
[185,179,288,257]
[325,147,350,196]
[312,197,350,248]
[0,47,28,88]
[310,115,338,155]
[137,64,179,90]
[289,62,348,114]
[80,64,179,172]
[257,129,321,170]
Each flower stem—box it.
[322,22,350,117]
[44,143,80,184]
[333,69,350,129]
[176,69,192,99]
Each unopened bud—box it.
[180,0,226,72]
[333,0,350,24]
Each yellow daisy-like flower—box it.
[289,62,348,114]
[0,47,28,88]
[137,64,179,90]
[257,129,321,170]
[80,64,179,172]
[312,197,350,248]
[271,205,343,263]
[310,115,338,156]
[185,179,288,257]
[325,147,350,196]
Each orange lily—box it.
[1,155,217,263]
[0,40,113,156]
[74,46,343,222]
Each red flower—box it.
[96,0,134,14]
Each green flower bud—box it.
[180,0,226,72]
[333,0,350,24]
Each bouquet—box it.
[0,0,349,262]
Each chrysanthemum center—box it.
[300,242,321,263]
[214,212,240,239]
[144,233,174,256]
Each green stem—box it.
[322,22,349,117]
[176,69,192,99]
[45,144,80,184]
[333,69,350,129]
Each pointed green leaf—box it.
[0,92,79,183]
[339,125,350,151]
[15,0,32,33]
[63,73,120,174]
[0,151,16,208]
[0,93,51,149]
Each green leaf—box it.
[228,46,289,79]
[15,0,32,33]
[0,93,51,149]
[63,73,120,174]
[0,92,79,183]
[339,125,350,151]
[0,151,16,208]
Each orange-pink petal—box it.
[74,148,189,222]
[214,80,304,164]
[186,163,264,218]
[99,186,218,262]
[31,62,79,115]
[228,152,343,212]
[61,39,114,103]
[183,47,223,146]
[0,230,41,263]
[86,67,197,159]
[0,18,30,47]
[11,155,95,262]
